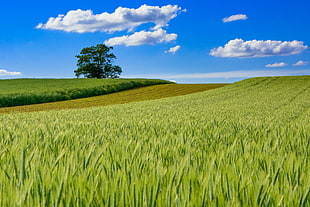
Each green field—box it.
[0,76,309,206]
[0,78,171,107]
[0,83,228,113]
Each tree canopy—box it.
[74,44,122,79]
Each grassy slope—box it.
[0,76,309,206]
[0,78,171,95]
[0,83,228,113]
[0,78,171,107]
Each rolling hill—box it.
[0,83,228,113]
[0,78,172,107]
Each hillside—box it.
[0,76,309,206]
[0,78,171,107]
[0,83,228,113]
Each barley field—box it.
[0,76,309,206]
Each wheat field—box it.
[0,76,309,206]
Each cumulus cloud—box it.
[165,45,181,54]
[223,14,248,23]
[265,62,288,68]
[104,29,177,46]
[210,38,308,58]
[36,5,184,33]
[293,60,308,66]
[0,69,21,76]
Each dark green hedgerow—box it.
[0,79,172,107]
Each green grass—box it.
[0,76,309,206]
[0,83,228,113]
[0,78,172,107]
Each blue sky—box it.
[0,0,309,83]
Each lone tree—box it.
[74,44,122,79]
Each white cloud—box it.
[265,62,288,68]
[293,60,308,66]
[210,39,308,58]
[0,69,21,76]
[122,69,310,79]
[165,45,181,54]
[223,14,248,23]
[36,5,184,33]
[104,29,177,46]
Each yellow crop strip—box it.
[0,84,228,113]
